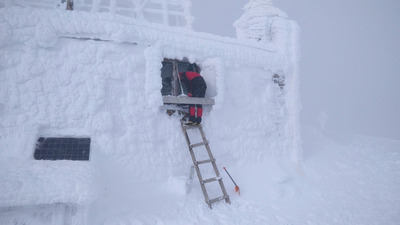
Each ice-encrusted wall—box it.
[0,3,301,211]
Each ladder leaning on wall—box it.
[180,120,231,209]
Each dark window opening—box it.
[161,58,200,96]
[34,137,91,161]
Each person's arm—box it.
[180,73,192,96]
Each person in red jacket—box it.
[180,64,207,125]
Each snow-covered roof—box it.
[1,6,283,69]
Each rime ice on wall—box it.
[0,2,301,209]
[235,0,302,163]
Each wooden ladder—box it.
[181,120,231,208]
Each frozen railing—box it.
[0,0,60,9]
[0,0,191,27]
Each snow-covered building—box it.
[0,0,300,224]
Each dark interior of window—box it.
[34,137,91,161]
[161,58,200,96]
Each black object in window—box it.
[34,137,91,161]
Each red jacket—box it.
[179,72,206,97]
[180,71,201,81]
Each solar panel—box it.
[34,137,91,161]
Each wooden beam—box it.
[162,96,215,105]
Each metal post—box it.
[66,0,73,10]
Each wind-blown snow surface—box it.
[1,126,399,224]
[91,127,400,225]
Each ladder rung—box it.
[195,158,215,165]
[202,176,222,184]
[208,195,229,204]
[183,124,201,130]
[190,141,208,148]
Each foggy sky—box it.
[192,0,400,140]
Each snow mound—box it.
[0,159,100,207]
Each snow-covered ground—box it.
[86,126,400,225]
[2,126,399,224]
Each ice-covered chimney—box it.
[234,0,287,43]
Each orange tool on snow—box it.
[223,167,240,196]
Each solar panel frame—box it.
[34,137,91,161]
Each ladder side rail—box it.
[217,177,231,204]
[211,158,230,204]
[181,122,230,207]
[181,122,212,207]
[189,148,211,205]
[182,127,191,146]
[199,126,220,176]
[199,126,231,204]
